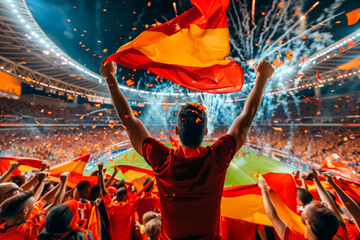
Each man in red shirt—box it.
[100,58,274,239]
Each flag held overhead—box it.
[107,0,244,94]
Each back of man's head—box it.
[297,188,314,206]
[0,190,34,221]
[90,184,101,201]
[143,177,154,193]
[177,103,207,147]
[307,204,339,240]
[116,187,128,202]
[76,181,90,198]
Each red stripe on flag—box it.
[109,50,244,94]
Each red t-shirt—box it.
[0,210,47,240]
[284,226,306,240]
[103,194,134,240]
[345,219,360,240]
[78,201,93,220]
[142,135,237,240]
[134,192,160,224]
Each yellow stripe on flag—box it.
[118,25,231,68]
[221,192,305,235]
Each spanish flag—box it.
[107,0,244,94]
[221,173,306,235]
[0,157,44,175]
[115,165,154,192]
[48,154,98,188]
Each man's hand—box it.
[60,172,70,183]
[98,164,104,173]
[38,171,49,182]
[254,60,274,79]
[9,162,20,171]
[324,173,335,185]
[40,160,50,171]
[100,57,117,79]
[310,169,319,180]
[258,180,268,191]
[300,173,307,180]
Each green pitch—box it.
[85,144,295,186]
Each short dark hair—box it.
[308,205,339,240]
[0,190,34,220]
[116,187,128,202]
[143,177,154,192]
[77,181,90,193]
[9,175,26,187]
[90,184,100,200]
[297,188,314,206]
[177,104,207,147]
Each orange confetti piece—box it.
[346,9,360,25]
[301,33,307,39]
[103,9,107,12]
[92,125,96,129]
[126,80,135,86]
[262,12,265,15]
[293,9,299,16]
[302,55,306,64]
[335,21,341,24]
[35,121,43,127]
[278,2,283,8]
[154,94,157,98]
[67,19,71,22]
[347,40,355,48]
[163,97,167,103]
[267,40,271,45]
[163,105,168,111]
[272,59,283,67]
[279,40,286,44]
[102,49,108,53]
[319,23,326,26]
[132,153,136,161]
[255,43,259,46]
[132,110,138,116]
[109,159,114,163]
[124,115,130,119]
[296,74,304,78]
[339,46,345,51]
[132,28,137,30]
[316,35,322,40]
[196,118,201,123]
[277,50,282,57]
[124,153,129,163]
[302,95,321,102]
[198,104,206,111]
[272,127,283,131]
[243,32,249,37]
[316,70,321,83]
[147,1,151,7]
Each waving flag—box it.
[0,157,43,175]
[221,173,305,235]
[115,165,155,192]
[107,0,244,94]
[48,154,98,188]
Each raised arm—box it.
[300,173,309,191]
[100,58,150,157]
[21,161,49,191]
[32,172,48,201]
[227,61,274,151]
[259,180,287,240]
[105,167,119,189]
[0,162,20,183]
[44,172,69,211]
[326,174,360,230]
[98,164,108,197]
[310,169,342,219]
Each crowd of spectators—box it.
[0,127,127,165]
[248,127,360,168]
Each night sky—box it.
[26,0,359,83]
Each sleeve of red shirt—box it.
[21,209,47,239]
[284,226,306,240]
[211,135,237,169]
[101,193,113,208]
[142,137,170,171]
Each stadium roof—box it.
[0,0,359,103]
